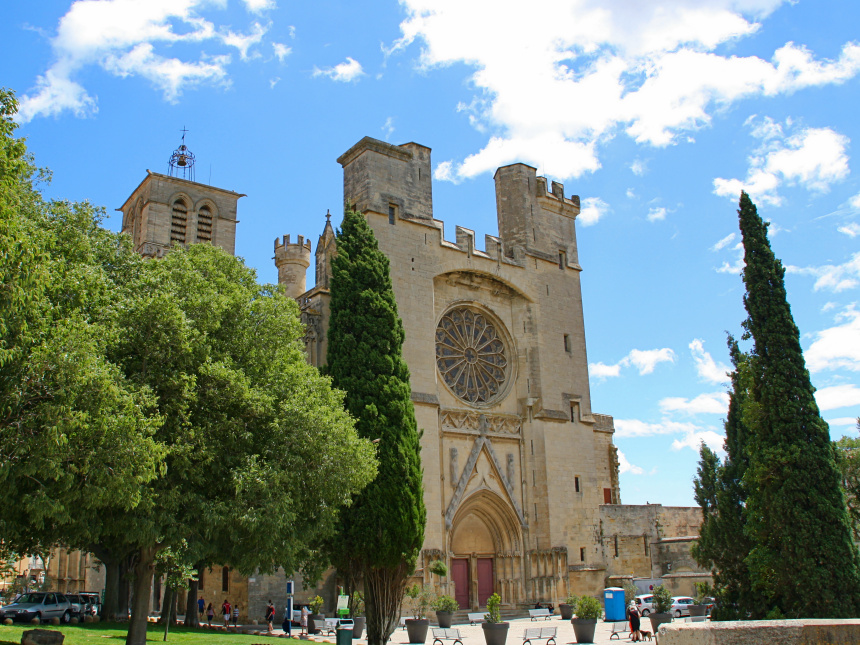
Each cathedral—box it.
[113,136,709,620]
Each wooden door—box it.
[452,558,470,610]
[477,558,494,607]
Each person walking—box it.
[206,603,214,626]
[232,603,240,626]
[282,605,292,637]
[628,602,642,642]
[222,599,231,627]
[300,605,309,636]
[265,600,275,633]
[197,596,205,619]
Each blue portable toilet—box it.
[603,587,626,622]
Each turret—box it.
[274,234,311,299]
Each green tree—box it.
[692,338,757,619]
[325,208,425,645]
[835,433,860,545]
[738,191,860,617]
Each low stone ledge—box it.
[658,619,860,645]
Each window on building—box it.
[604,488,613,504]
[197,205,213,242]
[388,204,396,225]
[221,566,229,592]
[171,199,188,245]
[563,334,570,352]
[580,547,585,562]
[574,476,580,493]
[559,251,566,269]
[570,401,579,422]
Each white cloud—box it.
[715,241,744,275]
[273,42,291,62]
[851,192,860,210]
[269,76,280,89]
[242,0,275,13]
[815,384,860,411]
[630,159,646,176]
[382,117,395,140]
[839,223,860,237]
[578,197,609,226]
[312,57,365,82]
[711,233,736,251]
[806,306,860,372]
[714,117,850,205]
[660,392,729,415]
[671,429,726,454]
[614,418,701,438]
[389,1,860,183]
[590,347,675,379]
[787,252,860,292]
[647,206,667,222]
[18,0,270,121]
[434,161,458,183]
[617,450,644,475]
[689,338,731,384]
[827,417,859,427]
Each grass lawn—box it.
[0,621,298,645]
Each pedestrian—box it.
[266,600,275,633]
[232,603,240,626]
[206,603,214,626]
[628,602,642,642]
[222,599,231,627]
[300,605,309,635]
[282,605,292,637]
[197,596,205,619]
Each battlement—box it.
[274,234,312,254]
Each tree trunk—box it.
[118,554,134,620]
[103,557,121,621]
[364,563,409,645]
[126,547,157,645]
[184,577,200,628]
[158,588,174,625]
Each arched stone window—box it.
[171,199,188,245]
[197,204,213,242]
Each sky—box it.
[3,0,860,507]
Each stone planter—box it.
[648,612,673,634]
[481,622,509,645]
[559,604,573,620]
[406,618,430,644]
[688,604,707,617]
[570,618,597,644]
[352,616,365,639]
[436,611,453,628]
[308,614,325,635]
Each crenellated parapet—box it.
[274,234,311,299]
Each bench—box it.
[522,627,556,645]
[432,628,464,645]
[528,608,552,621]
[467,613,485,625]
[319,618,339,635]
[609,621,629,640]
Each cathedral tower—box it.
[274,234,312,299]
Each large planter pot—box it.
[352,617,365,639]
[406,618,430,644]
[571,618,597,644]
[688,605,707,617]
[436,611,453,628]
[648,613,673,634]
[481,622,509,645]
[308,614,325,635]
[559,604,573,620]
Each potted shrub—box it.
[432,594,459,628]
[481,593,508,645]
[689,582,712,617]
[570,595,601,644]
[308,595,325,635]
[648,585,673,633]
[405,584,434,644]
[351,591,366,638]
[559,594,576,621]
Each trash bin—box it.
[604,587,626,621]
[337,626,353,645]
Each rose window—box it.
[436,307,508,404]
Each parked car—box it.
[701,596,716,615]
[0,592,73,623]
[670,596,696,618]
[634,594,655,616]
[78,592,102,617]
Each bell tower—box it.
[118,129,244,258]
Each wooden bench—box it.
[609,621,629,640]
[528,608,552,621]
[467,613,485,625]
[432,628,464,645]
[522,626,556,645]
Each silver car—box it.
[0,592,73,623]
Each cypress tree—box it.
[738,191,860,617]
[326,208,425,645]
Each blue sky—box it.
[3,0,860,506]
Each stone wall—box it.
[659,619,860,645]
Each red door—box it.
[452,558,470,610]
[477,558,494,607]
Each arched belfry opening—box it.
[448,489,524,610]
